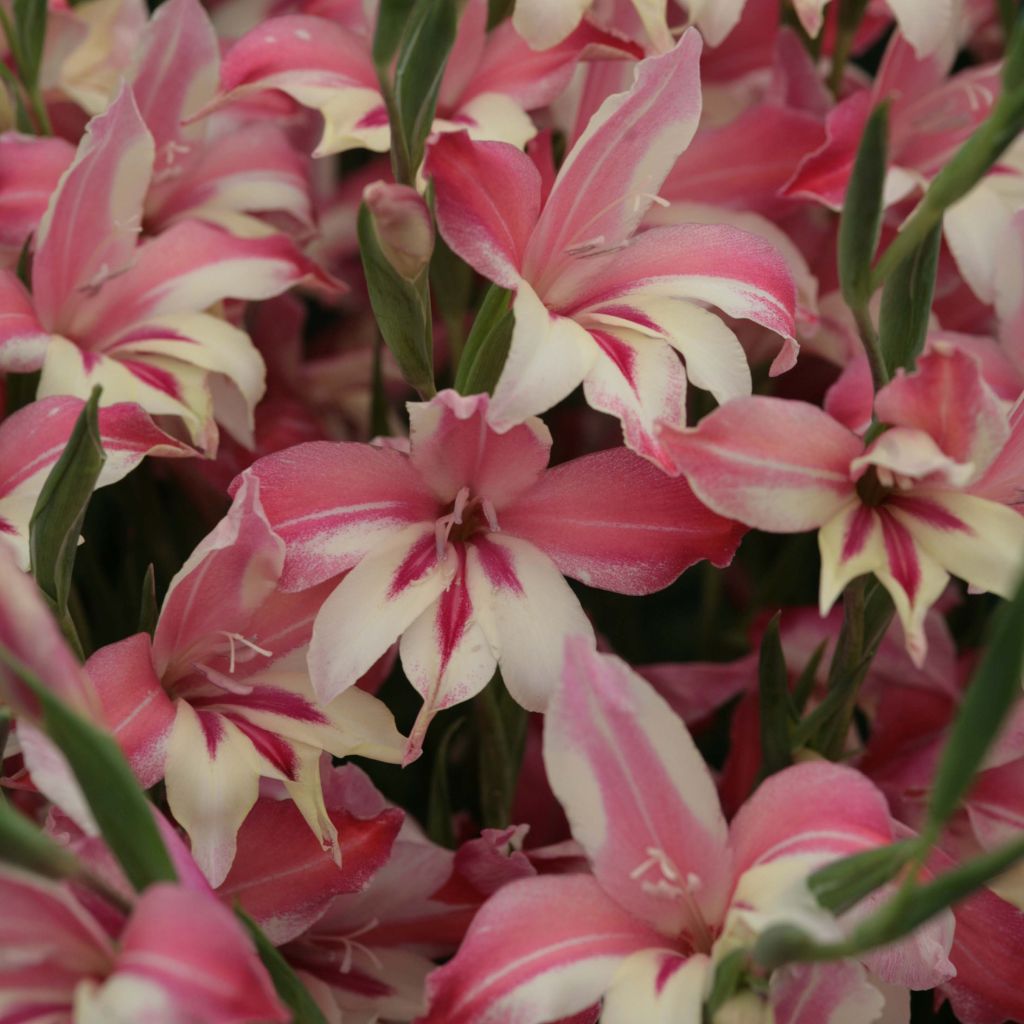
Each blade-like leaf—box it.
[924,570,1024,838]
[29,387,105,648]
[138,564,158,638]
[0,797,82,880]
[879,222,942,377]
[0,646,177,891]
[13,0,46,87]
[237,909,329,1024]
[473,672,527,829]
[372,0,418,71]
[427,716,463,848]
[357,202,435,398]
[757,613,792,778]
[809,839,920,914]
[393,0,456,174]
[838,103,889,310]
[455,284,513,396]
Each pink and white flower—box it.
[238,388,745,760]
[661,346,1024,664]
[420,639,952,1023]
[211,0,636,158]
[0,86,328,454]
[86,474,405,886]
[427,31,797,469]
[0,865,288,1024]
[0,395,193,570]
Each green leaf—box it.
[0,60,33,133]
[237,909,329,1024]
[703,948,750,1020]
[791,640,826,718]
[427,716,464,848]
[473,672,527,829]
[13,0,46,88]
[29,386,105,651]
[0,646,177,891]
[455,284,514,396]
[392,0,456,174]
[487,0,515,28]
[923,570,1024,838]
[838,102,889,310]
[138,564,159,638]
[357,203,435,397]
[809,839,920,915]
[757,614,793,778]
[0,796,83,880]
[372,0,417,71]
[878,222,941,377]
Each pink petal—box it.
[523,30,704,280]
[69,220,332,347]
[661,397,860,532]
[771,961,885,1024]
[0,133,75,264]
[115,884,288,1022]
[237,443,437,591]
[146,122,314,234]
[784,90,871,210]
[426,132,541,289]
[546,639,730,939]
[400,545,498,762]
[462,16,641,112]
[420,875,664,1024]
[218,794,403,945]
[579,324,690,470]
[86,634,176,789]
[407,389,551,508]
[874,346,1009,475]
[32,87,154,334]
[0,546,97,720]
[662,103,825,218]
[154,473,283,675]
[556,222,796,352]
[503,446,745,594]
[728,762,893,882]
[308,526,453,704]
[466,535,592,712]
[130,0,218,155]
[0,268,50,373]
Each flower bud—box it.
[362,181,434,281]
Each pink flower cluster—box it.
[0,0,1022,1022]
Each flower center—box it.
[434,486,499,558]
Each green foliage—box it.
[0,647,177,891]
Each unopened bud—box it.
[713,993,772,1024]
[362,181,434,280]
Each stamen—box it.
[481,499,500,533]
[434,486,471,559]
[217,631,273,673]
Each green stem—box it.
[827,0,870,97]
[871,92,1024,289]
[852,302,888,391]
[27,82,51,135]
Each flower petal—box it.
[32,86,153,332]
[308,525,453,704]
[524,30,704,276]
[601,951,708,1024]
[468,535,592,712]
[426,132,542,289]
[487,278,600,431]
[237,442,437,591]
[407,389,551,508]
[420,875,663,1024]
[545,640,730,938]
[662,397,860,533]
[113,883,287,1022]
[504,446,745,593]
